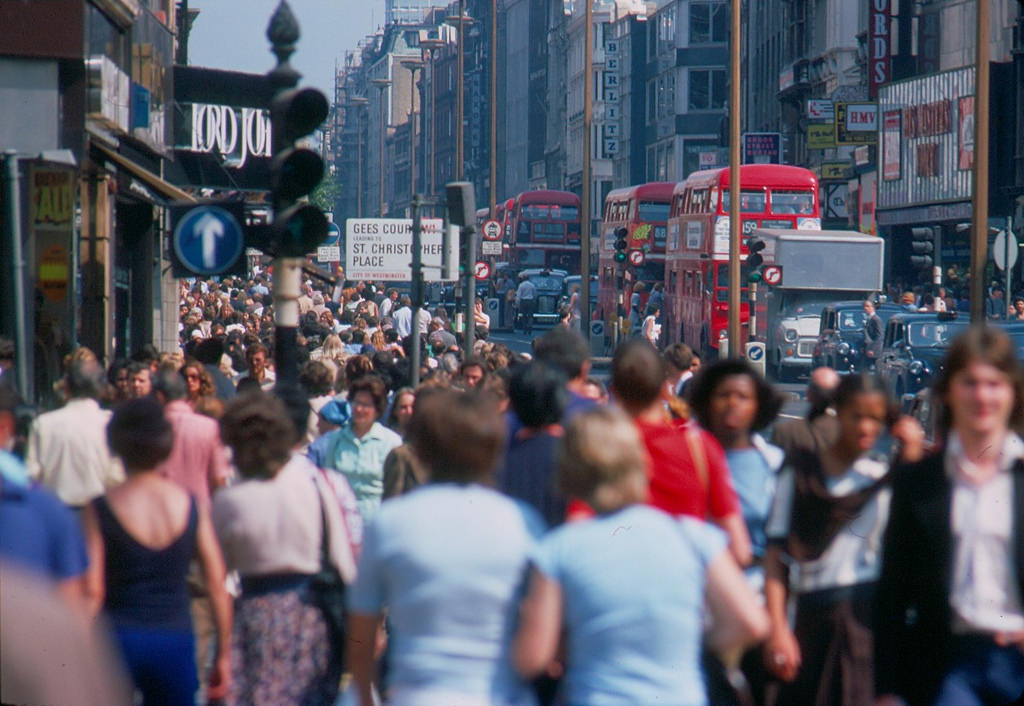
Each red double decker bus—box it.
[595,182,675,327]
[507,190,581,272]
[663,165,820,358]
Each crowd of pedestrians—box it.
[1,268,1023,706]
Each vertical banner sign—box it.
[957,95,975,171]
[30,164,77,385]
[869,0,891,98]
[882,109,902,181]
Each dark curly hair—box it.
[688,359,782,432]
[348,375,389,417]
[219,392,296,479]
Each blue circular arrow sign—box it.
[324,222,341,246]
[173,206,244,276]
[747,345,764,362]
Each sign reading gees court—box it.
[346,218,455,282]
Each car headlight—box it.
[837,342,850,356]
[784,328,798,342]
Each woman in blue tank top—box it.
[82,398,233,705]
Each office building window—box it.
[688,68,727,111]
[689,2,729,44]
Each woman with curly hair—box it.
[213,392,356,705]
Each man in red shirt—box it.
[610,340,752,566]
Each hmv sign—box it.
[869,0,891,98]
[178,103,272,169]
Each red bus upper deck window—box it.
[720,190,767,213]
[769,191,815,215]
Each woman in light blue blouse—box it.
[321,375,401,522]
[513,407,768,706]
[348,388,543,706]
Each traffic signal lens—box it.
[272,148,325,201]
[272,87,330,142]
[275,203,328,256]
[614,251,627,263]
[747,253,764,269]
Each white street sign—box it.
[481,240,503,256]
[317,245,341,262]
[993,230,1019,271]
[807,99,834,121]
[345,218,458,282]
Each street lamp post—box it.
[446,2,471,181]
[402,60,424,205]
[371,77,391,217]
[346,96,369,217]
[490,0,497,218]
[580,0,593,332]
[420,37,444,199]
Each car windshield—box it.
[838,310,866,330]
[529,275,563,291]
[907,321,969,347]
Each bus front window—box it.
[720,190,767,213]
[770,191,815,215]
[638,201,671,222]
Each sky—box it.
[189,0,379,100]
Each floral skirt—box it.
[229,585,342,706]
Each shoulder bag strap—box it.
[684,426,710,495]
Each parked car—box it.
[812,301,903,373]
[770,298,835,381]
[876,312,968,404]
[516,268,567,327]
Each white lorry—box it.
[749,228,885,381]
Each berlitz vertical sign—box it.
[869,0,891,98]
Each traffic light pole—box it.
[265,1,328,389]
[410,194,424,387]
[267,2,303,389]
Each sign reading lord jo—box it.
[346,219,458,282]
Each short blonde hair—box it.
[558,407,649,512]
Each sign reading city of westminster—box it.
[179,103,272,169]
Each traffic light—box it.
[910,226,936,269]
[446,182,477,280]
[264,86,330,257]
[614,227,628,263]
[747,235,766,282]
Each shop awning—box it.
[93,142,196,203]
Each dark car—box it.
[876,312,969,404]
[516,268,567,326]
[812,301,903,373]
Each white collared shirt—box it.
[946,432,1024,634]
[25,397,124,506]
[765,452,891,593]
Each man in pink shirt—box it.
[152,365,230,689]
[153,366,230,508]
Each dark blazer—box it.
[874,451,1024,705]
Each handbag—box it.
[309,481,348,659]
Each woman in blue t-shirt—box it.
[513,407,768,705]
[688,359,785,703]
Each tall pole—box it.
[580,0,593,334]
[456,0,465,180]
[402,61,423,203]
[970,0,990,324]
[420,38,444,198]
[727,0,741,354]
[490,0,498,218]
[356,109,363,217]
[3,152,30,400]
[267,0,303,389]
[410,194,424,386]
[372,78,391,217]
